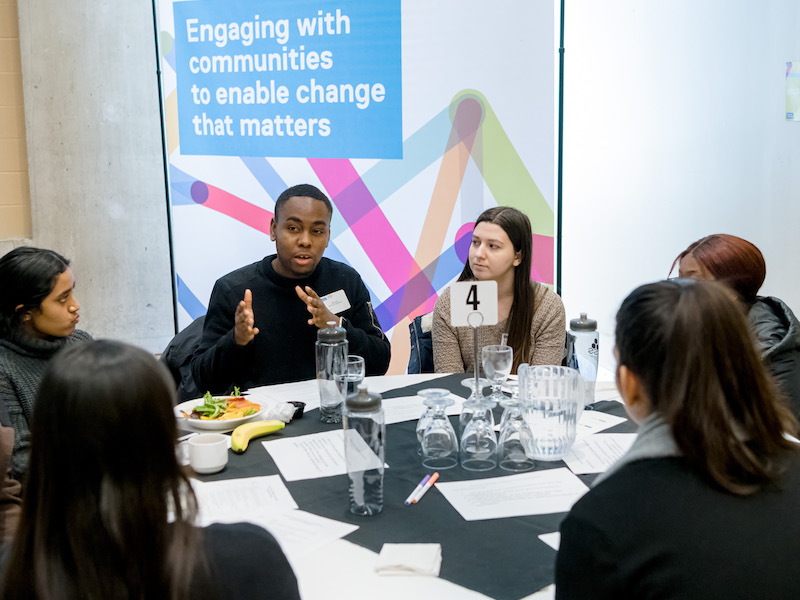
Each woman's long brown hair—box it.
[3,341,208,600]
[459,206,535,371]
[616,280,798,495]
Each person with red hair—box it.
[672,234,800,417]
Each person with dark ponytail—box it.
[432,206,565,374]
[556,280,800,599]
[671,233,800,418]
[0,340,300,600]
[0,247,91,482]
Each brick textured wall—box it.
[0,0,30,240]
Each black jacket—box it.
[557,455,800,599]
[749,296,800,419]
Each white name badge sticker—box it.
[321,289,351,315]
[450,281,498,327]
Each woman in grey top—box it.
[0,247,92,480]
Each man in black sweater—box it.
[191,184,391,393]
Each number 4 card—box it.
[450,281,499,327]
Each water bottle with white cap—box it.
[569,313,599,406]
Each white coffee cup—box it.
[181,433,228,474]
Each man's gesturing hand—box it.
[234,288,259,345]
[295,285,339,329]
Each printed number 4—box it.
[466,284,480,310]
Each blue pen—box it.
[404,475,431,505]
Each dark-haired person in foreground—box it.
[0,247,91,481]
[192,184,390,393]
[0,340,300,600]
[556,280,800,599]
[672,233,800,417]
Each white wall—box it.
[561,0,800,372]
[10,1,800,361]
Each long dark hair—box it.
[2,341,207,600]
[459,206,535,370]
[670,234,766,305]
[0,246,71,338]
[616,280,798,495]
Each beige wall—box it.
[0,0,31,241]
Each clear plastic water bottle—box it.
[343,384,385,516]
[316,321,348,424]
[569,313,599,406]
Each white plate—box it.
[174,398,263,431]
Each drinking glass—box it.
[518,364,584,461]
[460,396,497,471]
[460,376,491,401]
[336,355,365,403]
[459,377,493,434]
[482,345,513,404]
[415,388,450,456]
[497,394,535,472]
[499,379,520,428]
[421,393,458,470]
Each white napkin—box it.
[375,543,442,576]
[252,396,297,422]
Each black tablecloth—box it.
[200,374,635,600]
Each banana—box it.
[231,420,285,454]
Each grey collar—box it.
[593,411,680,486]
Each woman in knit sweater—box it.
[0,247,92,481]
[432,206,565,374]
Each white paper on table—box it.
[238,508,359,561]
[264,509,359,560]
[436,468,589,521]
[592,383,623,404]
[381,393,463,425]
[263,429,384,481]
[501,373,519,395]
[247,379,321,412]
[519,584,556,600]
[293,539,494,600]
[538,532,561,551]
[191,475,298,525]
[576,411,628,439]
[563,433,636,475]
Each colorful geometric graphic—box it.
[166,88,553,370]
[156,1,555,373]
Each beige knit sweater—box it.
[432,282,566,374]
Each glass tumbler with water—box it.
[336,354,365,401]
[518,364,584,461]
[343,385,385,516]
